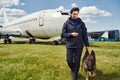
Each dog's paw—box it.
[92,73,96,77]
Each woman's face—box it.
[71,11,79,19]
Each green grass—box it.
[0,40,120,80]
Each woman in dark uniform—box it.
[62,7,89,80]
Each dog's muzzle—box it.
[86,62,96,71]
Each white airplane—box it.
[0,7,69,44]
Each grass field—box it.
[0,40,120,80]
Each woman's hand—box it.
[71,32,78,37]
[86,47,89,51]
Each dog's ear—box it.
[91,50,96,61]
[91,50,95,56]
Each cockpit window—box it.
[61,12,69,15]
[0,25,2,27]
[57,10,69,15]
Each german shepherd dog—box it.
[82,50,96,80]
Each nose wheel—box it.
[53,40,59,45]
[29,37,36,44]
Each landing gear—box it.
[59,38,66,44]
[4,34,12,44]
[29,37,36,44]
[4,39,12,44]
[53,40,59,45]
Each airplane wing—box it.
[0,28,21,39]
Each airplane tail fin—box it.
[2,7,9,25]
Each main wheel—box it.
[53,41,59,45]
[8,39,12,44]
[29,38,36,44]
[29,39,32,44]
[4,39,7,44]
[32,38,36,43]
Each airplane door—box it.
[39,12,46,26]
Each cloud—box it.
[80,6,112,17]
[0,0,26,24]
[12,0,19,6]
[57,5,112,24]
[0,0,12,7]
[79,6,112,23]
[20,3,25,6]
[57,6,65,11]
[8,16,18,21]
[0,0,25,7]
[0,8,27,25]
[82,18,97,24]
[0,8,27,16]
[71,3,77,8]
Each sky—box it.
[0,0,120,32]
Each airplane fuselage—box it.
[1,9,69,39]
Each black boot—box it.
[72,63,80,80]
[71,71,77,80]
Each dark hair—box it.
[70,7,79,14]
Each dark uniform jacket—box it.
[62,17,89,48]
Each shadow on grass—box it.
[35,41,53,45]
[95,69,120,80]
[77,69,120,80]
[13,41,28,44]
[0,41,53,45]
[0,41,28,44]
[78,73,85,80]
[0,41,66,46]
